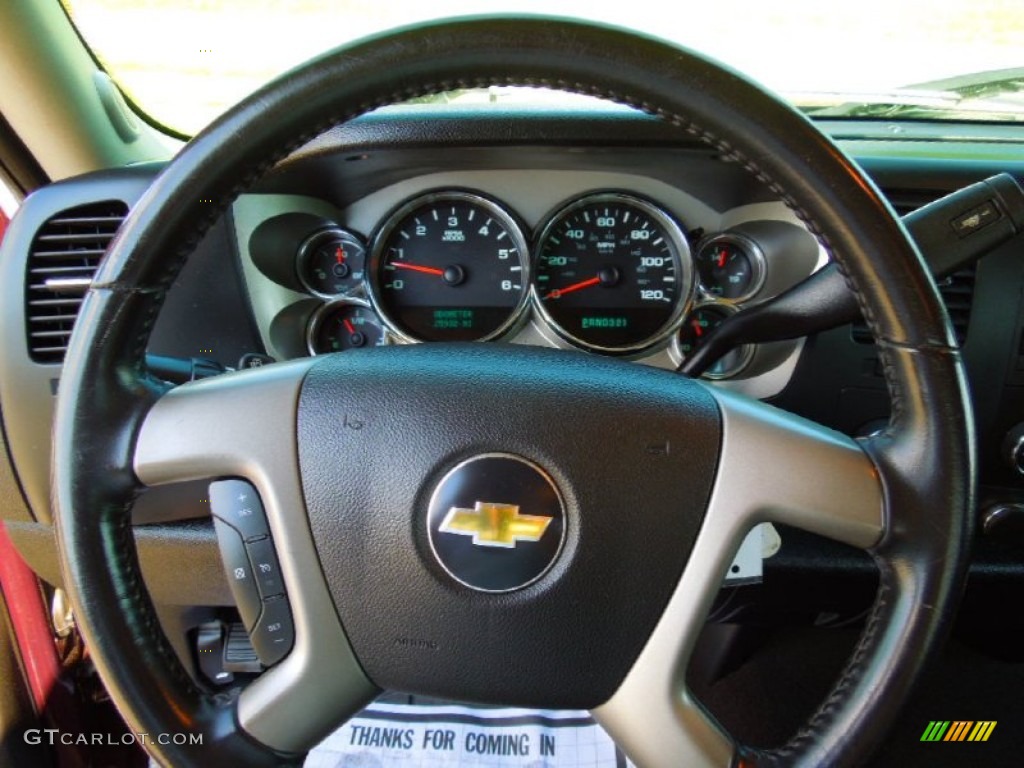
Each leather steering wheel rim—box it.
[52,16,974,768]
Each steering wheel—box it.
[52,16,973,767]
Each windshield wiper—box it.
[909,66,1024,101]
[796,68,1024,120]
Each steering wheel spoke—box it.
[708,388,884,550]
[134,358,314,486]
[595,651,734,768]
[133,359,377,753]
[594,386,883,767]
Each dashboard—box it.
[236,168,819,400]
[1,105,1023,652]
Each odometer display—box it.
[369,192,530,342]
[533,194,692,353]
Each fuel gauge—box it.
[307,299,388,355]
[696,233,765,303]
[297,228,367,298]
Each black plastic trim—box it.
[0,112,49,194]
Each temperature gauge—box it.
[676,304,754,379]
[696,234,765,303]
[297,228,367,298]
[307,299,388,355]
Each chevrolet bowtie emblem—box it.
[439,502,553,548]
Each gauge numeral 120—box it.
[534,193,693,353]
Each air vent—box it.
[25,201,128,363]
[851,188,976,346]
[879,188,948,217]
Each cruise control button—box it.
[246,537,285,598]
[250,596,294,666]
[212,519,262,631]
[209,479,269,541]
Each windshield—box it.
[64,0,1024,136]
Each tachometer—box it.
[533,193,692,353]
[368,191,530,342]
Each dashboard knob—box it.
[1002,423,1024,475]
[982,503,1024,545]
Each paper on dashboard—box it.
[305,701,635,767]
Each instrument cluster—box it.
[252,188,774,379]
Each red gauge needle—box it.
[691,318,704,337]
[717,248,728,268]
[544,275,601,300]
[392,261,445,277]
[343,318,356,335]
[335,245,346,264]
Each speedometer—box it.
[368,191,530,343]
[533,193,693,353]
